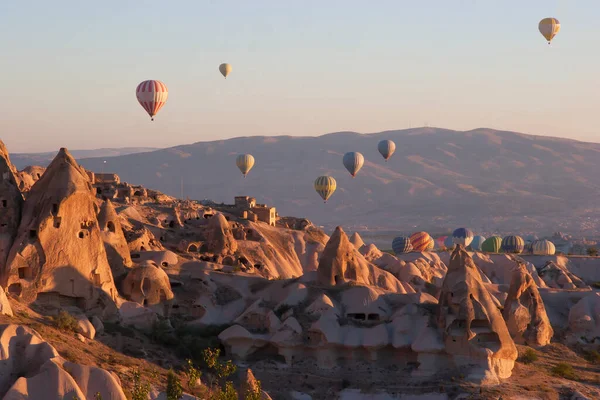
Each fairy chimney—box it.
[503,260,553,346]
[437,245,517,384]
[206,213,238,255]
[3,148,118,312]
[98,199,132,278]
[0,141,23,273]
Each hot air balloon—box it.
[452,228,474,247]
[409,231,433,252]
[437,235,448,249]
[501,235,525,254]
[425,239,435,251]
[539,18,560,44]
[392,236,412,255]
[470,235,486,252]
[314,176,337,203]
[342,152,364,177]
[444,235,455,250]
[377,140,396,161]
[136,80,168,121]
[482,236,502,253]
[219,63,232,78]
[236,154,255,177]
[532,239,556,255]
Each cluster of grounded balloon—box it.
[136,20,560,201]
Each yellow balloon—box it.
[539,17,560,44]
[219,63,232,78]
[314,176,337,203]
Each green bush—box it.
[519,348,538,364]
[166,369,184,400]
[54,311,78,332]
[131,368,151,400]
[184,359,202,394]
[551,363,576,380]
[583,350,600,364]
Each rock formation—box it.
[0,324,126,399]
[437,245,517,384]
[15,165,46,195]
[316,226,413,292]
[537,260,590,290]
[207,213,238,255]
[502,261,553,346]
[122,260,174,316]
[349,232,365,249]
[124,226,165,252]
[0,141,23,274]
[567,292,600,345]
[98,199,132,278]
[3,148,118,313]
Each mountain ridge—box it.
[11,127,600,236]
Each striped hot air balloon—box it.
[136,80,168,121]
[410,231,433,252]
[444,235,455,250]
[314,176,337,203]
[342,152,365,177]
[532,239,556,255]
[236,154,255,177]
[501,235,525,254]
[392,236,412,255]
[481,236,502,253]
[452,228,474,247]
[469,235,486,252]
[377,140,396,161]
[425,239,435,251]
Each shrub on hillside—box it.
[551,363,576,380]
[519,348,538,364]
[54,311,78,332]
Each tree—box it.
[587,247,598,257]
[166,369,184,400]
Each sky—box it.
[0,0,598,152]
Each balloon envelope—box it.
[392,236,412,255]
[236,154,255,176]
[377,140,396,161]
[532,239,556,255]
[539,17,560,43]
[481,236,502,253]
[314,176,337,202]
[452,228,474,246]
[410,231,433,252]
[501,235,525,254]
[136,80,168,120]
[444,235,455,250]
[470,235,486,251]
[219,63,232,78]
[342,152,365,177]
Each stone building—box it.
[232,196,277,226]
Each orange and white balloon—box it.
[136,80,168,121]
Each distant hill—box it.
[73,128,600,237]
[11,147,159,169]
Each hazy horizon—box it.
[2,1,599,153]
